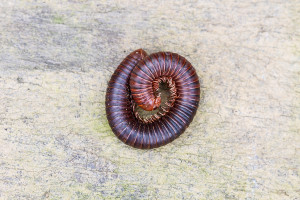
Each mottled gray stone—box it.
[0,0,299,199]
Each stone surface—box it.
[0,0,299,199]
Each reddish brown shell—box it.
[105,49,200,149]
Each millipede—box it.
[105,49,200,149]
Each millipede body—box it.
[105,49,200,149]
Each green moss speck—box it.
[53,16,64,24]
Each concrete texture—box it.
[0,0,299,199]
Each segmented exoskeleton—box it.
[105,49,200,149]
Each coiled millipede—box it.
[105,49,200,149]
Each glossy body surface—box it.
[106,49,200,149]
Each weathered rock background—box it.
[0,0,299,199]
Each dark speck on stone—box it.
[17,77,23,83]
